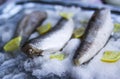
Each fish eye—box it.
[29,49,34,55]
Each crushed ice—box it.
[0,3,120,79]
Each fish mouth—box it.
[22,44,43,57]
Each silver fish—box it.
[14,11,47,46]
[22,19,74,57]
[73,8,114,65]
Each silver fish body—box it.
[73,8,114,65]
[15,11,47,46]
[22,19,74,57]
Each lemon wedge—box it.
[50,54,65,61]
[101,51,120,63]
[37,23,52,35]
[114,23,120,32]
[59,12,73,20]
[73,27,85,38]
[4,36,22,52]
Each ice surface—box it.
[12,73,27,79]
[0,53,12,65]
[0,3,120,79]
[31,38,81,79]
[3,74,14,79]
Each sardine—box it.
[3,11,47,52]
[22,18,74,57]
[73,8,114,65]
[15,11,47,46]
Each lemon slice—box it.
[73,27,85,38]
[59,12,73,20]
[50,54,65,61]
[101,51,120,63]
[4,36,22,52]
[37,23,52,35]
[114,23,120,32]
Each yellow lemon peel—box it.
[37,23,52,34]
[50,54,65,61]
[114,23,120,32]
[59,12,73,20]
[101,51,120,63]
[4,36,22,52]
[73,27,85,38]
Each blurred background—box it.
[1,0,120,6]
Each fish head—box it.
[22,44,43,57]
